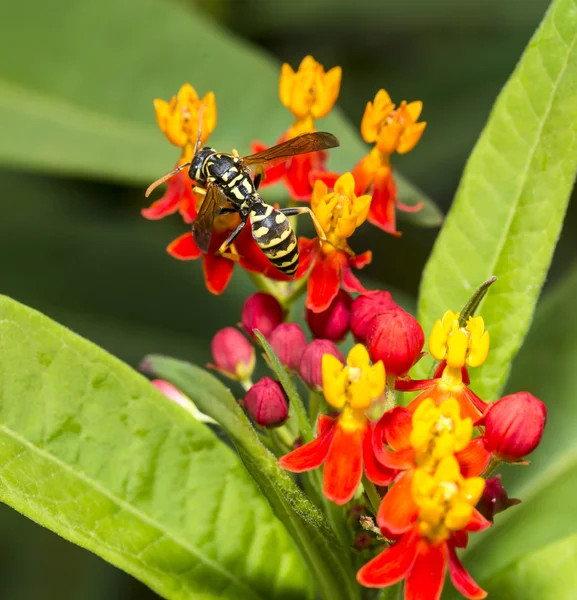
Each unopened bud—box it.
[244,377,289,427]
[350,292,399,343]
[484,392,547,461]
[269,323,307,370]
[241,292,284,338]
[367,309,424,378]
[306,290,352,342]
[210,327,255,381]
[299,339,344,390]
[475,475,521,522]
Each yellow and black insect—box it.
[146,131,339,276]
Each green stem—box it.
[362,475,382,516]
[246,270,281,297]
[308,390,324,425]
[384,376,397,411]
[458,276,498,327]
[481,455,502,479]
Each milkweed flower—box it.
[299,339,344,390]
[209,327,255,383]
[372,398,490,531]
[350,291,399,343]
[280,345,395,504]
[143,84,217,222]
[358,455,490,600]
[244,377,289,428]
[241,292,284,339]
[352,89,427,236]
[299,173,372,313]
[253,56,342,200]
[397,311,491,421]
[306,289,352,342]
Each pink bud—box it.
[210,327,255,381]
[350,291,398,343]
[299,339,344,390]
[367,309,425,378]
[241,292,284,338]
[244,377,289,427]
[306,290,352,342]
[484,392,546,461]
[475,475,521,522]
[269,323,307,371]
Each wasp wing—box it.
[191,184,229,254]
[241,132,339,171]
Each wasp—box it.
[146,129,339,276]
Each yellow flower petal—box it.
[334,172,356,198]
[445,502,473,531]
[347,344,371,369]
[397,121,427,154]
[446,328,469,369]
[377,121,403,155]
[322,354,347,409]
[279,63,296,108]
[311,65,342,118]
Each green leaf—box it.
[0,295,312,600]
[144,355,362,600]
[481,534,577,600]
[0,0,437,218]
[444,265,577,589]
[416,0,577,397]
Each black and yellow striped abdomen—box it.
[250,201,299,276]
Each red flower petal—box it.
[456,438,491,478]
[368,166,401,237]
[405,540,447,600]
[294,237,318,278]
[356,529,420,588]
[167,232,202,260]
[317,414,335,436]
[311,170,340,190]
[395,378,436,393]
[351,155,376,196]
[323,423,364,505]
[465,509,492,533]
[279,421,336,472]
[250,141,286,187]
[285,153,317,200]
[142,188,180,220]
[375,407,413,452]
[349,250,372,270]
[463,386,490,417]
[306,250,341,313]
[339,251,370,295]
[363,424,397,486]
[452,530,469,549]
[203,253,235,295]
[377,471,419,535]
[447,541,487,599]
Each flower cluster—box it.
[278,297,546,600]
[144,56,547,600]
[142,56,426,308]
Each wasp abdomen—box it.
[250,203,299,276]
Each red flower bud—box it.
[367,309,424,378]
[299,339,344,390]
[244,377,289,427]
[306,290,352,342]
[350,292,398,343]
[241,292,284,338]
[475,475,521,522]
[269,323,308,371]
[210,327,255,381]
[484,392,546,461]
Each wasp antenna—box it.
[145,163,190,197]
[193,103,206,156]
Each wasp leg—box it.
[216,220,247,261]
[279,207,328,243]
[253,171,262,190]
[231,148,240,158]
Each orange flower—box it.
[298,173,372,313]
[255,56,341,200]
[352,89,427,236]
[358,456,490,600]
[280,345,394,504]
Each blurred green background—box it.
[1,0,571,597]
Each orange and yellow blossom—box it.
[299,173,372,313]
[254,56,342,200]
[397,311,491,421]
[358,455,490,600]
[280,345,395,505]
[352,89,427,236]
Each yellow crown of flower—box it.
[412,455,485,543]
[311,173,371,249]
[361,89,426,156]
[410,398,473,468]
[429,310,490,369]
[154,84,217,152]
[322,345,385,435]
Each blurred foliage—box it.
[1,0,575,598]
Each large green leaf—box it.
[417,0,577,397]
[143,355,361,600]
[443,265,577,595]
[482,534,577,600]
[0,0,438,225]
[0,295,312,600]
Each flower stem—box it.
[384,376,397,411]
[482,455,502,479]
[245,270,281,297]
[362,475,382,516]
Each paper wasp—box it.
[146,126,339,276]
